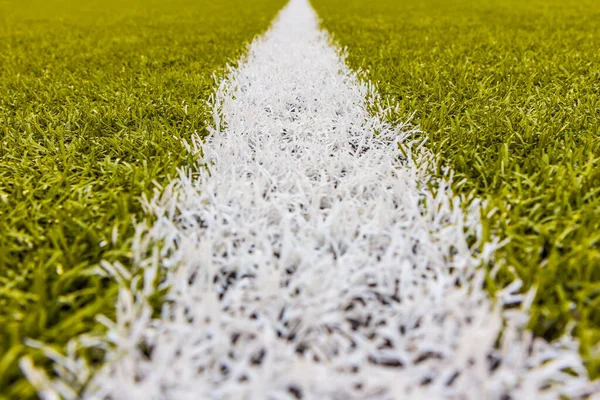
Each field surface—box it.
[2,0,600,398]
[313,0,600,375]
[19,0,597,397]
[0,0,285,396]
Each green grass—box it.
[313,0,600,376]
[0,0,285,396]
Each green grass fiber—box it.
[313,0,600,376]
[0,0,285,396]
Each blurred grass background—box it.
[313,0,600,376]
[0,0,285,396]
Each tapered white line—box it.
[23,0,598,398]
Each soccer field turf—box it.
[1,0,599,397]
[0,0,285,396]
[313,0,600,376]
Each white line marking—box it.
[23,0,598,398]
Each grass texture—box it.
[71,0,594,397]
[0,0,284,396]
[313,0,600,375]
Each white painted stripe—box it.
[23,0,598,398]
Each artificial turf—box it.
[0,0,285,396]
[313,0,600,376]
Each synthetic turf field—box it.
[313,0,600,375]
[0,0,285,396]
[2,2,598,396]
